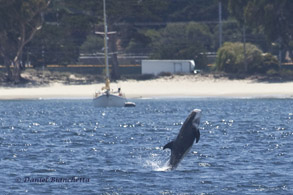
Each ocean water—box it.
[0,98,292,194]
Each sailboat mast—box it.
[103,0,110,79]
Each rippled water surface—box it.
[1,98,292,194]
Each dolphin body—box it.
[163,109,201,170]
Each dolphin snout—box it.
[192,109,201,128]
[192,109,201,114]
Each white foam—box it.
[142,155,171,171]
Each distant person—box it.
[118,88,122,96]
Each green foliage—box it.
[29,24,79,66]
[1,0,292,81]
[169,0,227,22]
[80,35,104,54]
[266,69,278,76]
[106,0,169,23]
[27,0,97,66]
[262,53,279,72]
[229,0,293,50]
[215,42,278,74]
[0,0,51,82]
[279,69,293,79]
[246,0,293,44]
[146,22,212,69]
[216,19,242,43]
[122,29,152,53]
[228,0,247,25]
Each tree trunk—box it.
[12,60,22,83]
[4,57,12,81]
[11,44,24,83]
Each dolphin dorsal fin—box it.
[163,141,174,150]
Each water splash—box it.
[143,155,171,171]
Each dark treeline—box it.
[0,0,293,83]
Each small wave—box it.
[198,162,211,167]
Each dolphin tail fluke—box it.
[163,141,174,150]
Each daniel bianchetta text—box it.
[15,176,90,183]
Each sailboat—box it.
[93,0,134,107]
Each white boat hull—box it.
[93,93,126,107]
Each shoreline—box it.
[1,75,293,100]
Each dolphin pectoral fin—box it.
[195,129,200,143]
[163,141,174,150]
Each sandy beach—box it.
[1,75,293,100]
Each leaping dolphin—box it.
[163,109,201,170]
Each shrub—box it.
[158,72,172,77]
[136,74,155,80]
[261,53,279,73]
[266,69,278,76]
[215,42,277,74]
[279,69,293,79]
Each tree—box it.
[246,0,293,45]
[146,22,213,69]
[0,0,51,83]
[106,0,169,80]
[216,42,278,74]
[80,35,104,54]
[229,0,293,55]
[43,0,169,80]
[28,24,79,66]
[28,0,98,67]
